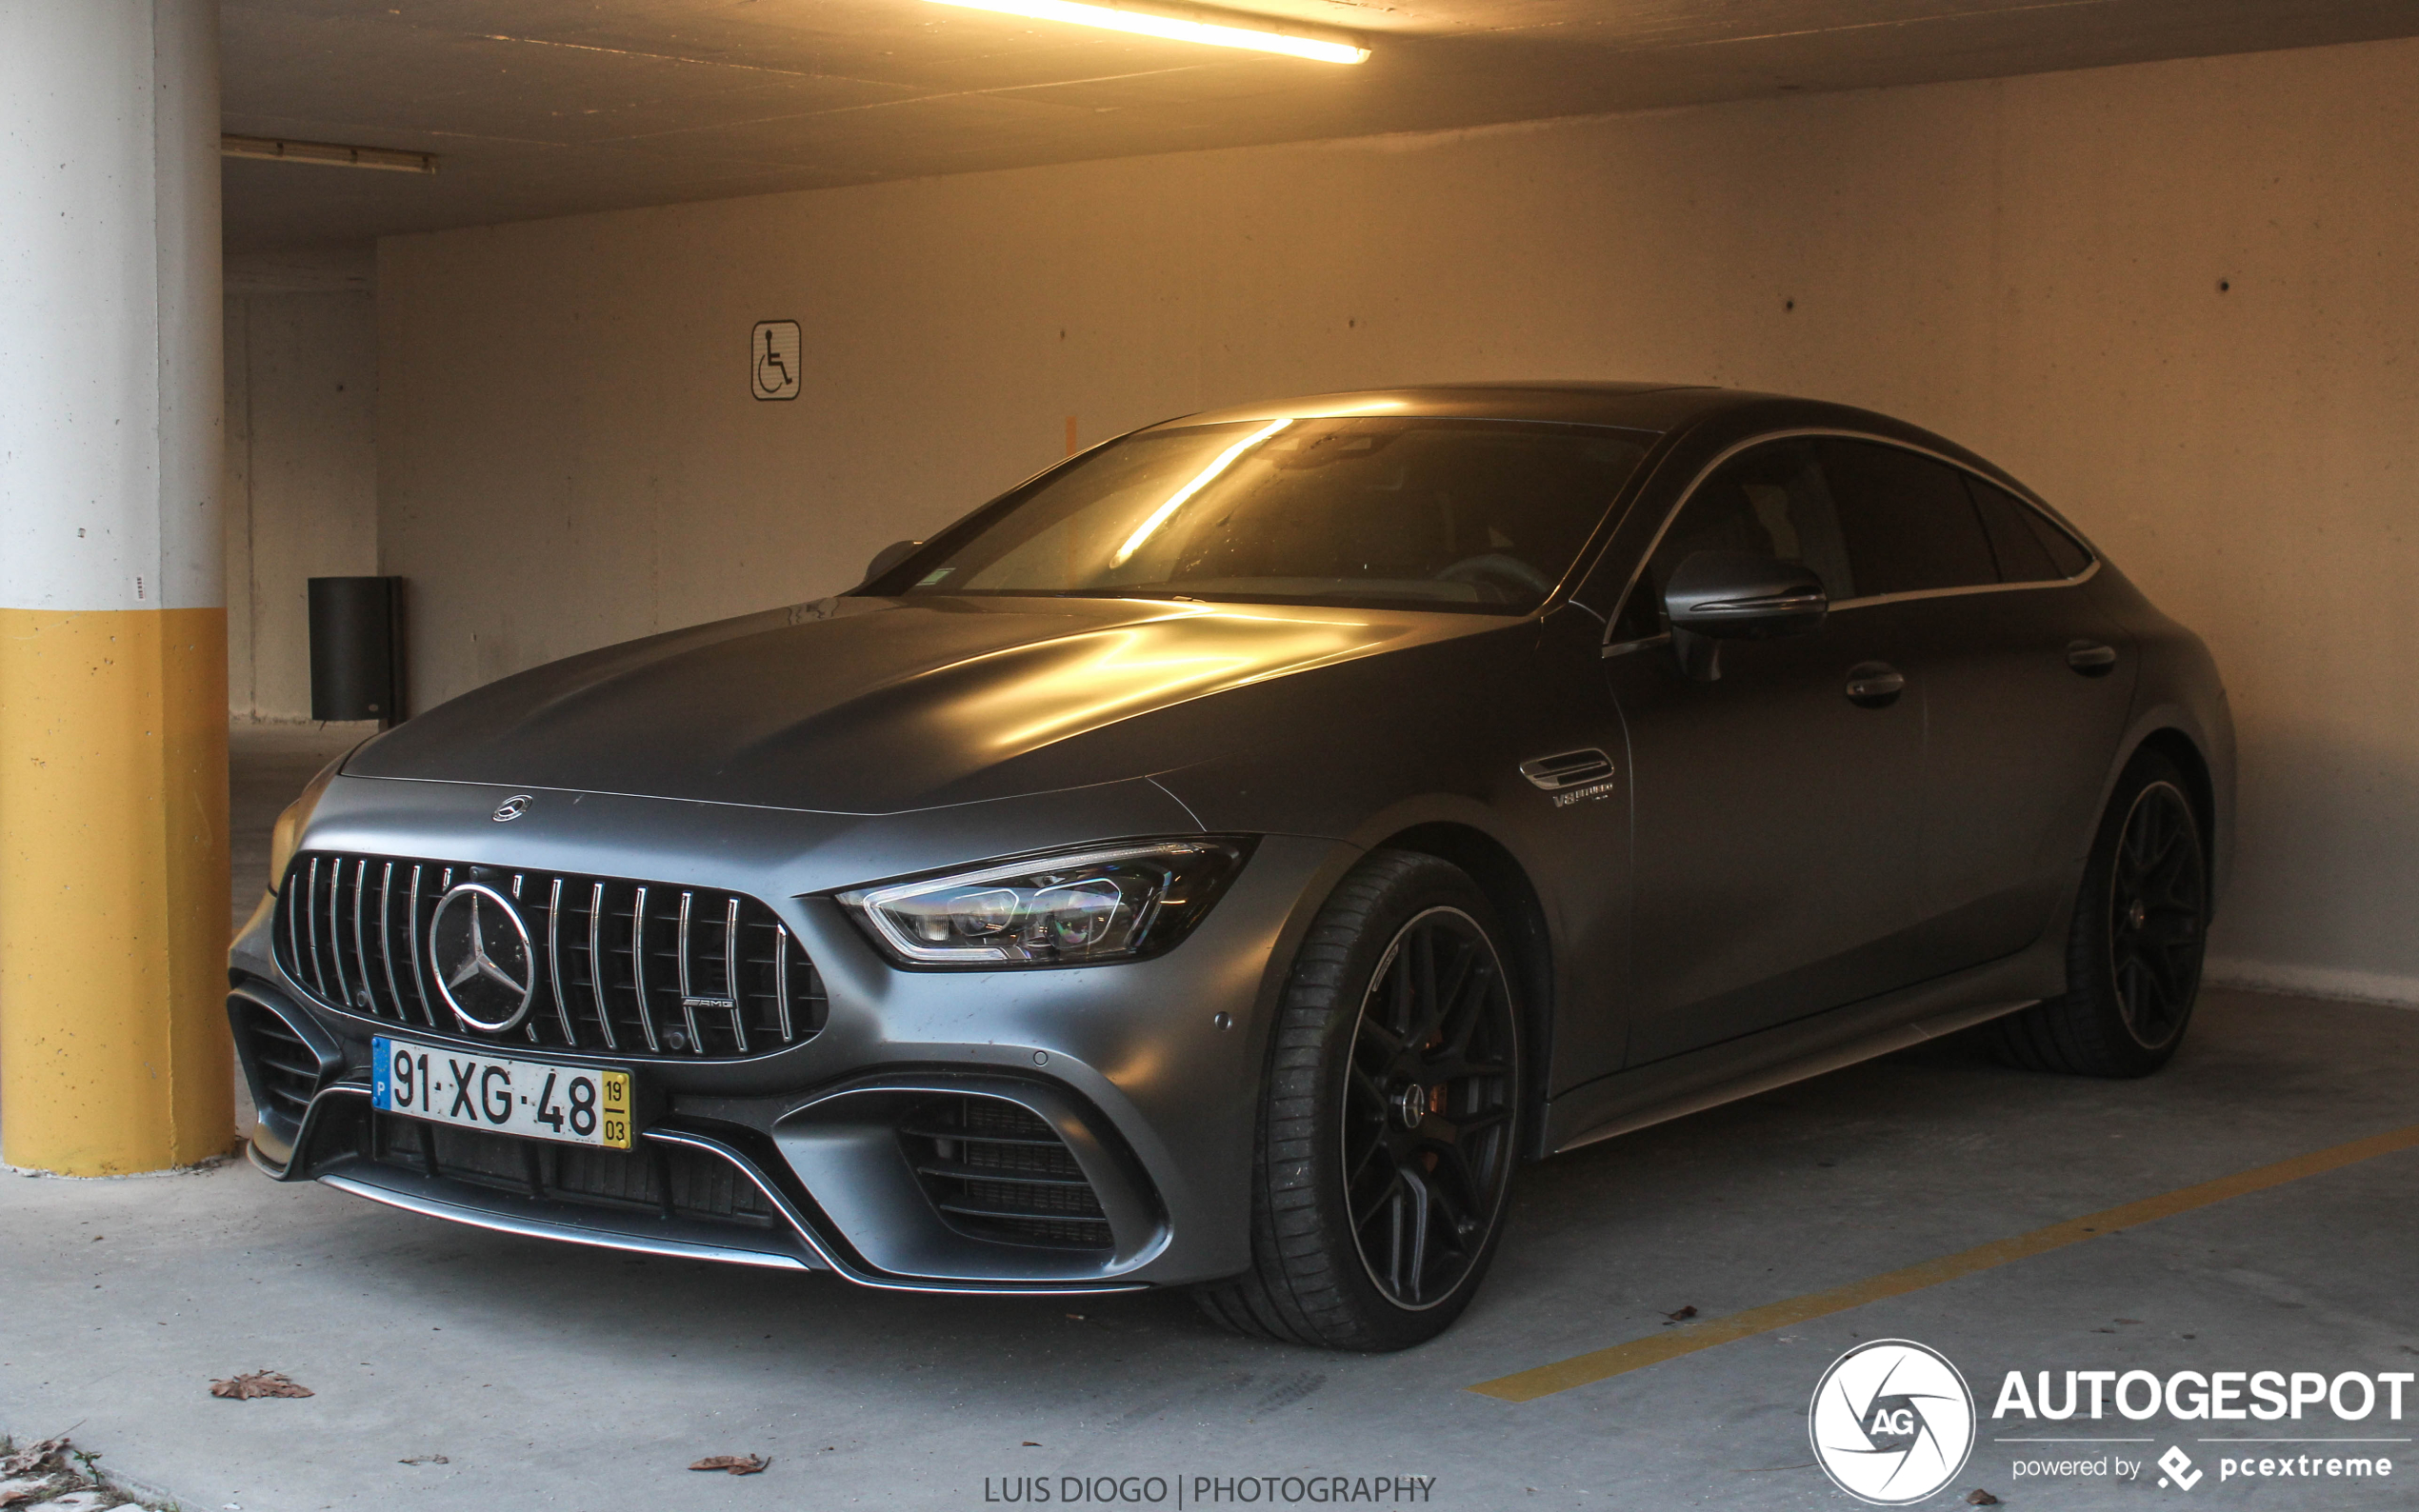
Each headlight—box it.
[266,754,347,893]
[837,838,1253,967]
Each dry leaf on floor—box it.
[397,1455,449,1465]
[1967,1491,2002,1506]
[209,1371,313,1400]
[1663,1305,1698,1322]
[0,1438,72,1477]
[690,1455,769,1476]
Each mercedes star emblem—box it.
[491,793,533,822]
[428,882,538,1032]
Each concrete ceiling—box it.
[223,0,2419,251]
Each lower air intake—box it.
[899,1094,1112,1251]
[232,1000,323,1123]
[368,1116,777,1229]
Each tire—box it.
[1195,849,1525,1351]
[1988,750,2209,1078]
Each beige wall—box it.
[225,250,380,722]
[378,37,2419,1004]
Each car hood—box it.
[349,594,1491,813]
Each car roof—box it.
[1140,382,2047,508]
[1144,382,1744,434]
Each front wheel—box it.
[1196,850,1524,1350]
[1988,749,2209,1077]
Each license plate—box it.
[372,1036,633,1150]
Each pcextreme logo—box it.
[1809,1340,1978,1505]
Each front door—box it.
[1608,438,1928,1064]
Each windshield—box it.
[890,417,1652,614]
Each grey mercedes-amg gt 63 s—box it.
[230,383,2232,1350]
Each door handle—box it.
[2067,640,2119,676]
[1844,661,1905,707]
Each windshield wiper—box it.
[1050,588,1206,603]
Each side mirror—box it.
[862,539,925,586]
[1662,550,1828,682]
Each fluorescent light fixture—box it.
[220,134,438,174]
[925,0,1369,64]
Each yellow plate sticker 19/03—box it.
[600,1069,632,1150]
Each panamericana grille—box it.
[899,1094,1112,1251]
[368,1115,776,1228]
[232,1000,322,1122]
[274,851,827,1060]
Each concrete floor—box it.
[5,987,2414,1510]
[1,727,2411,1509]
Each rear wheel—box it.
[1196,850,1523,1350]
[1988,750,2208,1077]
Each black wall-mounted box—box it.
[308,576,406,726]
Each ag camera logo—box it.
[1810,1340,1977,1504]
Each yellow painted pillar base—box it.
[0,607,233,1174]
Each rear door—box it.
[1608,438,1928,1064]
[1888,471,2136,973]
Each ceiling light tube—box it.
[220,134,439,174]
[925,0,1369,64]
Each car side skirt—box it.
[1545,946,2051,1154]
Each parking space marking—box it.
[1468,1121,2419,1403]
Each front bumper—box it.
[230,771,1353,1292]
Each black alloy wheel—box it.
[2107,779,2206,1049]
[1342,907,1520,1311]
[1988,749,2209,1078]
[1196,850,1525,1350]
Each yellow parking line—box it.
[1468,1121,2419,1403]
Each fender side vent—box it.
[1519,748,1615,790]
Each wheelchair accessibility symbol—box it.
[750,320,802,401]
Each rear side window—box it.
[1968,477,2092,579]
[1820,439,1999,597]
[1968,477,2064,582]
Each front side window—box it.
[886,418,1651,615]
[1609,438,1853,642]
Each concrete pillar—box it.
[0,1,231,1174]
